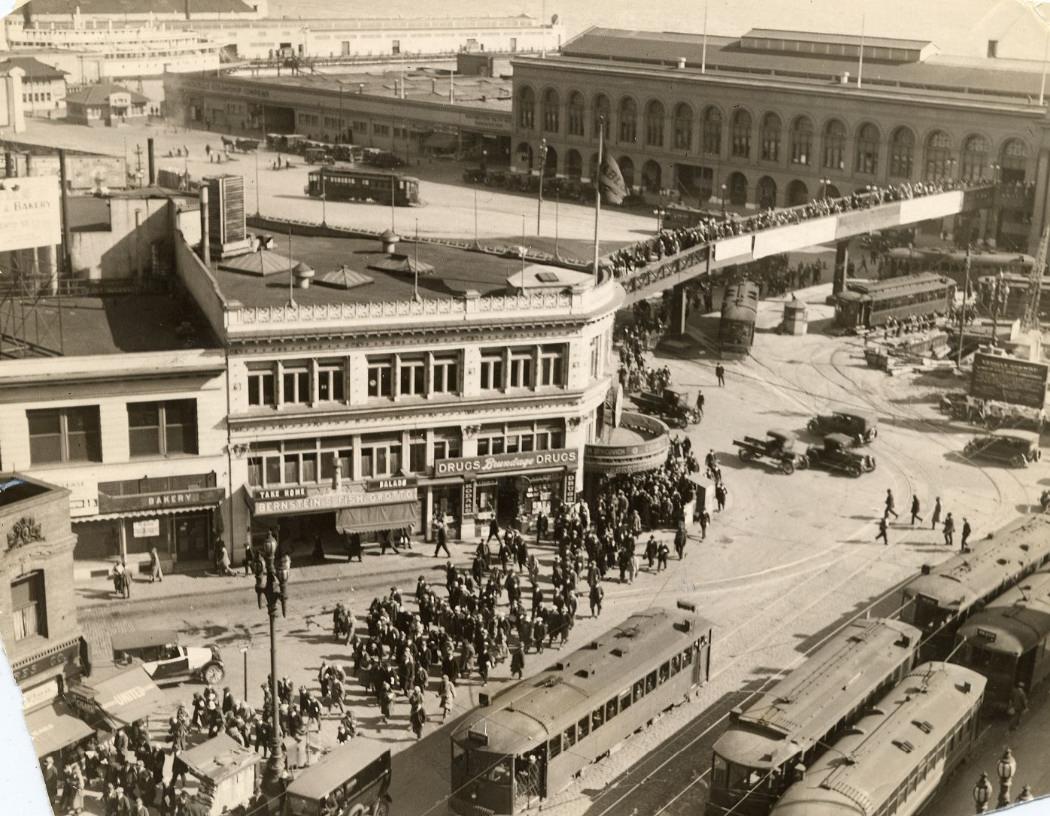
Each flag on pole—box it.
[599,153,628,205]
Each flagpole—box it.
[414,219,420,302]
[701,0,709,74]
[592,119,603,278]
[857,9,865,88]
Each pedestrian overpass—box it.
[618,185,997,311]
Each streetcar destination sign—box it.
[969,353,1048,409]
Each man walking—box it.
[589,582,603,618]
[695,389,705,418]
[910,495,922,526]
[931,497,942,531]
[876,516,889,545]
[961,517,972,552]
[149,546,163,583]
[943,512,955,548]
[715,363,726,387]
[884,489,899,520]
[433,517,451,558]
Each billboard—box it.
[969,353,1049,409]
[0,176,61,252]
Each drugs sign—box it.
[970,353,1049,409]
[0,176,61,252]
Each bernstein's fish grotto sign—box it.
[0,176,61,253]
[970,353,1049,409]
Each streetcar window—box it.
[592,706,605,731]
[671,655,681,675]
[620,690,632,711]
[548,736,562,759]
[633,680,644,702]
[645,671,657,693]
[577,716,589,740]
[484,758,512,785]
[605,698,618,720]
[683,646,694,665]
[659,662,670,684]
[563,725,576,749]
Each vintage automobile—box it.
[734,430,808,475]
[963,430,1043,468]
[806,410,879,445]
[111,630,225,686]
[806,433,877,477]
[633,388,702,428]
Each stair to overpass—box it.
[616,184,996,305]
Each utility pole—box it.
[957,245,971,368]
[1022,226,1048,331]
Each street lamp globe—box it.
[998,748,1017,785]
[973,772,992,813]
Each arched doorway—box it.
[542,145,558,178]
[786,179,808,206]
[641,160,662,193]
[565,149,583,180]
[756,176,777,209]
[618,156,635,190]
[517,141,533,171]
[727,171,747,206]
[824,183,842,199]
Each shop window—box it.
[408,432,427,472]
[508,349,533,388]
[399,358,426,396]
[432,356,459,394]
[27,406,101,465]
[11,571,46,640]
[317,362,345,402]
[127,399,198,457]
[538,345,565,387]
[248,368,276,407]
[367,358,393,398]
[480,352,504,391]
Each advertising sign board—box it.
[0,176,61,252]
[969,353,1049,409]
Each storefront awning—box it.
[79,667,167,728]
[335,501,417,534]
[25,702,94,758]
[77,505,217,522]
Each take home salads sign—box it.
[435,449,579,477]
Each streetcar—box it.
[833,272,954,329]
[449,602,713,815]
[706,617,920,816]
[305,166,420,206]
[284,741,391,816]
[901,514,1050,660]
[719,280,759,358]
[956,566,1050,711]
[768,662,986,816]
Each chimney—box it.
[380,228,400,254]
[840,71,850,85]
[199,185,211,265]
[677,57,686,69]
[147,137,156,186]
[292,261,315,288]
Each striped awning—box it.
[75,505,216,522]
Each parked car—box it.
[963,430,1042,468]
[806,410,879,445]
[111,630,225,686]
[806,433,877,477]
[734,429,808,474]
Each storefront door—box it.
[174,514,211,562]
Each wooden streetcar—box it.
[719,281,760,358]
[305,166,421,207]
[449,602,713,815]
[833,272,955,330]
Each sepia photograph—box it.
[0,0,1049,813]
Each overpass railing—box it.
[613,182,995,297]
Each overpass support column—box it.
[670,282,689,336]
[832,240,849,296]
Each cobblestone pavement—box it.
[68,287,1045,816]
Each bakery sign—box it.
[435,448,579,477]
[98,487,226,514]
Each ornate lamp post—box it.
[720,183,727,218]
[253,531,291,798]
[653,207,667,233]
[819,176,831,199]
[973,772,993,814]
[536,138,548,234]
[997,747,1017,808]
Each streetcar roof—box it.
[902,515,1050,610]
[452,606,712,755]
[843,272,952,296]
[770,663,985,816]
[712,618,920,770]
[309,166,420,184]
[957,567,1050,656]
[284,741,390,799]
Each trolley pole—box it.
[957,246,971,368]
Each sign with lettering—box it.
[435,448,579,477]
[365,476,416,492]
[969,353,1048,409]
[0,176,61,253]
[132,519,160,538]
[22,678,59,711]
[98,487,226,515]
[252,484,417,517]
[12,639,81,684]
